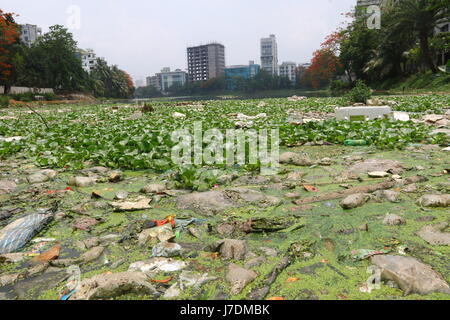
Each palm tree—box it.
[388,0,448,73]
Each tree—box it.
[29,25,90,92]
[90,58,133,98]
[387,0,448,73]
[0,10,20,94]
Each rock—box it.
[177,188,280,215]
[108,171,123,183]
[138,225,174,244]
[164,283,181,299]
[340,193,371,209]
[80,246,105,263]
[279,152,314,166]
[0,180,17,195]
[402,184,417,193]
[140,183,167,194]
[215,239,247,260]
[70,272,159,300]
[376,190,400,203]
[244,257,266,269]
[416,222,450,246]
[151,241,182,257]
[370,255,450,295]
[114,191,129,200]
[0,273,20,287]
[179,271,217,290]
[110,197,152,212]
[368,171,390,178]
[417,194,450,207]
[431,128,450,136]
[383,214,406,226]
[259,247,278,257]
[177,191,232,215]
[27,173,49,184]
[223,188,281,208]
[75,237,100,250]
[286,171,306,181]
[217,223,236,236]
[226,264,258,295]
[73,217,100,231]
[0,253,26,263]
[129,257,187,273]
[68,177,95,187]
[347,159,405,175]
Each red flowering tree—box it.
[301,31,344,89]
[0,10,19,93]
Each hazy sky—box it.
[2,0,356,83]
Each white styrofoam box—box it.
[335,106,393,121]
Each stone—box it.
[27,173,50,184]
[383,214,406,226]
[140,183,167,194]
[370,255,450,295]
[75,237,100,250]
[114,190,129,200]
[80,246,105,263]
[151,241,182,257]
[138,224,174,244]
[416,222,450,246]
[279,152,314,166]
[417,194,450,207]
[73,217,100,231]
[340,193,371,209]
[70,272,159,300]
[226,264,258,295]
[163,283,181,299]
[0,273,20,287]
[108,171,123,183]
[68,176,96,187]
[215,239,247,260]
[347,159,405,175]
[286,171,306,181]
[0,253,26,263]
[368,171,390,178]
[374,190,400,203]
[111,197,152,212]
[0,180,17,195]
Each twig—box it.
[24,103,50,130]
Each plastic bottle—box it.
[344,140,368,146]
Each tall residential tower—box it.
[187,43,225,82]
[260,34,278,76]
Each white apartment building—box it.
[78,49,97,73]
[148,68,187,92]
[279,62,297,83]
[20,24,42,47]
[261,34,278,76]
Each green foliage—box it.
[0,95,447,169]
[171,165,219,191]
[0,95,10,108]
[347,80,372,103]
[329,80,350,96]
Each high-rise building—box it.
[260,34,278,76]
[20,24,42,47]
[158,68,187,92]
[187,43,225,82]
[224,61,261,89]
[279,62,297,83]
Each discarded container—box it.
[335,106,393,121]
[344,140,368,146]
[0,210,54,254]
